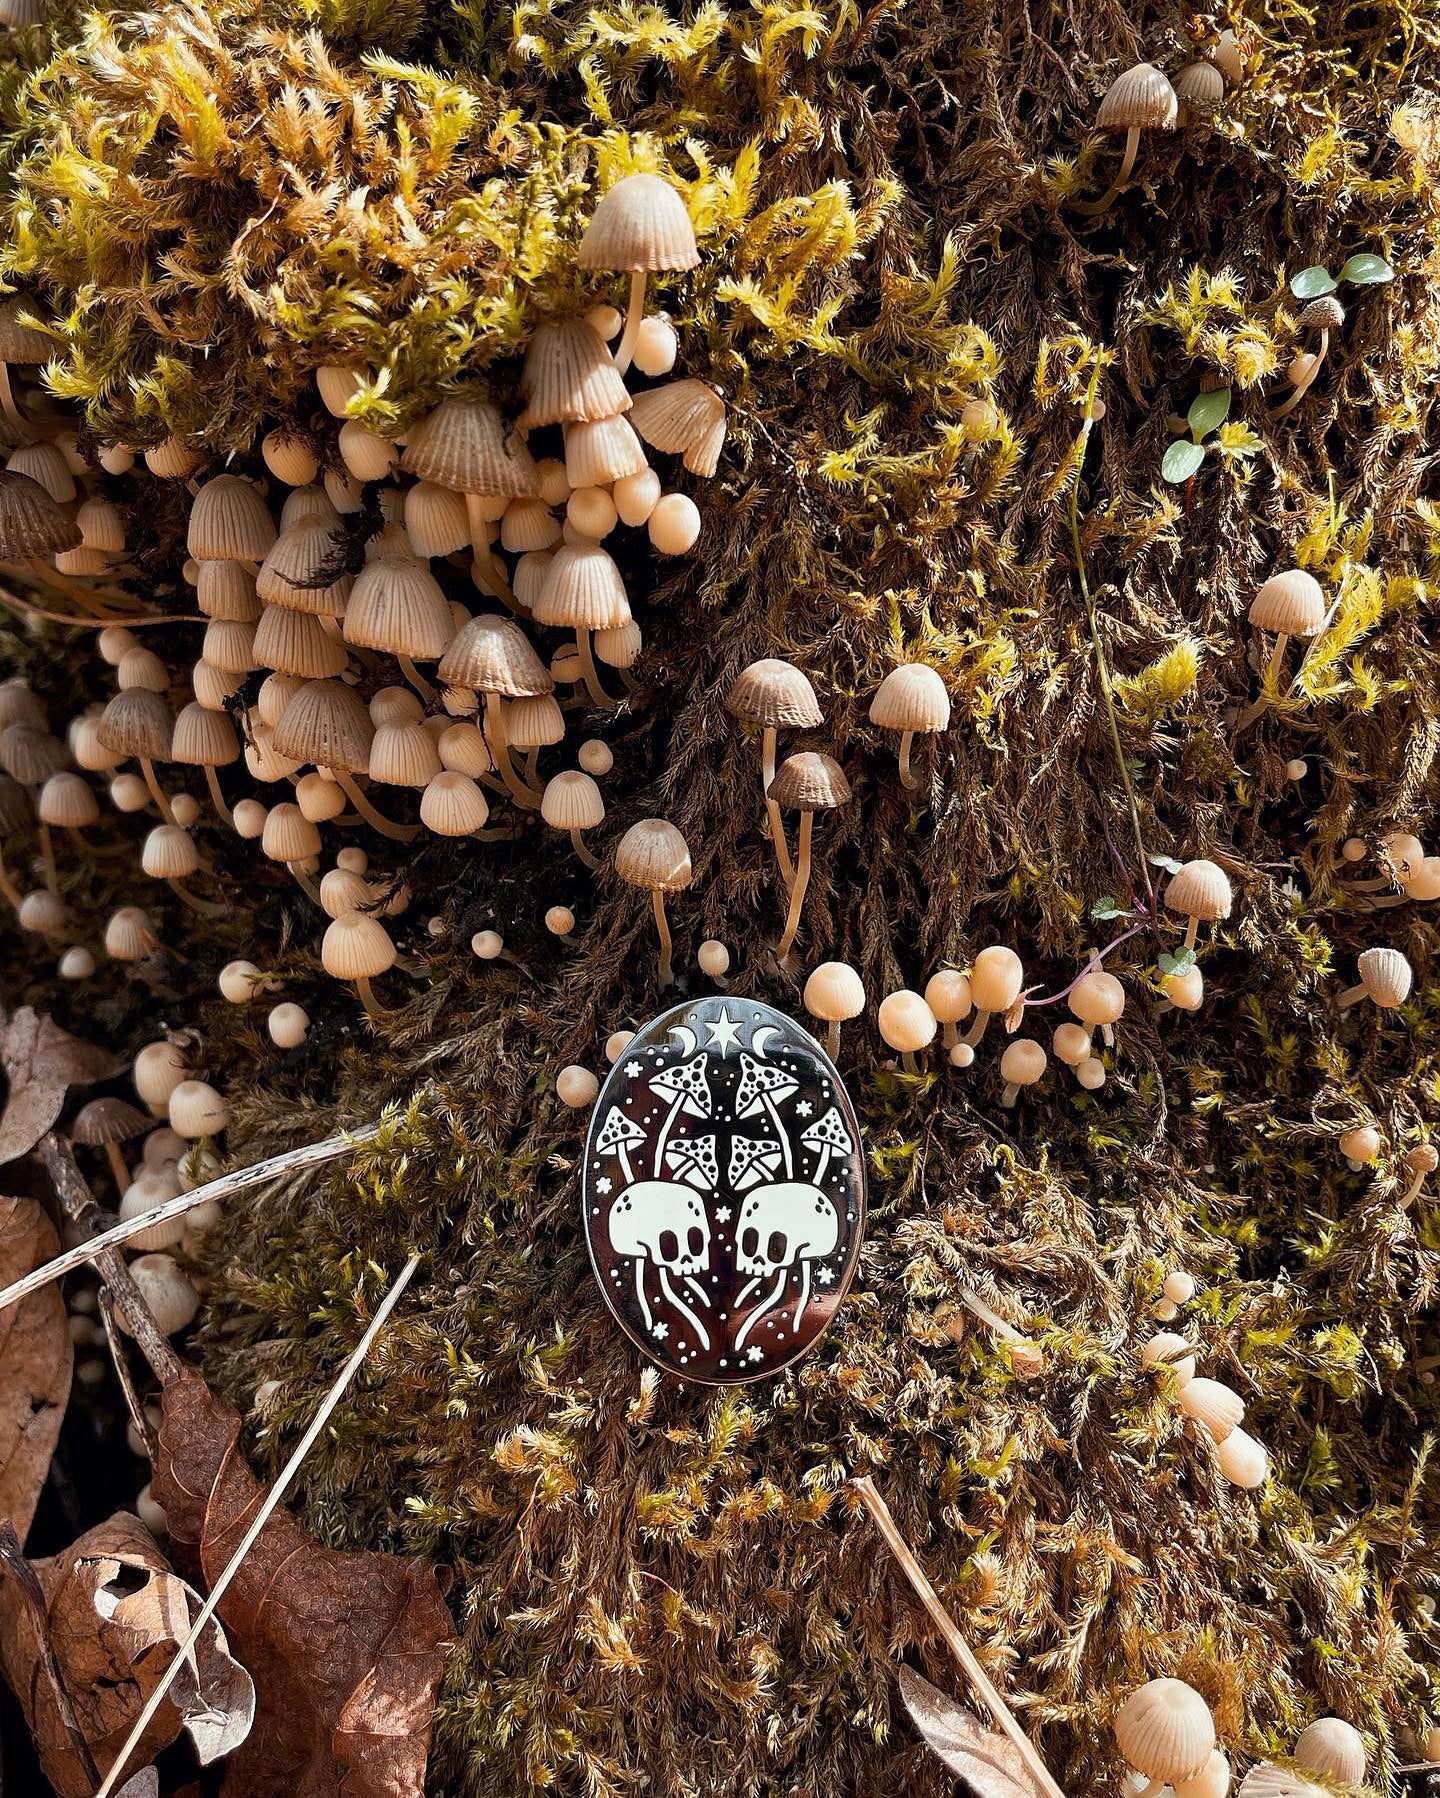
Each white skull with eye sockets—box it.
[607,1179,712,1278]
[735,1181,838,1282]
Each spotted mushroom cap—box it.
[1249,569,1326,636]
[577,173,700,274]
[1165,859,1233,923]
[767,751,851,813]
[869,663,952,735]
[1096,62,1179,133]
[726,659,823,731]
[614,818,692,892]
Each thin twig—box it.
[94,1252,423,1798]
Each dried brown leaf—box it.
[152,1367,453,1797]
[0,1007,121,1167]
[0,1511,255,1798]
[0,1194,72,1541]
[899,1664,1044,1798]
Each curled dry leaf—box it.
[0,1194,71,1542]
[0,1511,255,1798]
[152,1367,453,1797]
[899,1664,1044,1798]
[0,1006,121,1167]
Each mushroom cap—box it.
[201,617,260,676]
[541,769,605,830]
[767,750,851,812]
[119,1254,199,1337]
[1069,969,1126,1026]
[1249,569,1325,636]
[117,647,170,694]
[1357,944,1412,1007]
[168,1079,229,1138]
[577,173,700,274]
[804,960,866,1024]
[437,722,493,776]
[1339,1124,1381,1161]
[187,474,277,561]
[499,497,563,555]
[257,520,351,613]
[870,663,952,734]
[1172,60,1225,106]
[1235,1764,1326,1798]
[727,659,823,731]
[1215,1425,1268,1488]
[369,720,442,788]
[628,379,727,477]
[196,559,261,622]
[513,550,556,611]
[141,823,199,879]
[1174,1751,1232,1798]
[1165,859,1233,922]
[1000,1037,1047,1085]
[970,944,1024,1013]
[98,690,172,762]
[0,774,32,835]
[262,801,322,863]
[0,296,51,363]
[37,771,98,828]
[1052,1021,1092,1065]
[8,440,75,504]
[420,771,490,836]
[615,818,692,891]
[104,905,156,960]
[1293,1719,1366,1786]
[1114,1679,1215,1785]
[0,680,46,731]
[1298,294,1345,332]
[1096,62,1179,132]
[1140,1331,1196,1384]
[520,320,632,430]
[72,1096,151,1146]
[1406,1143,1440,1174]
[322,911,397,980]
[564,414,648,488]
[252,605,347,680]
[171,702,239,768]
[344,557,454,659]
[77,497,125,553]
[438,613,554,697]
[877,989,937,1053]
[0,470,80,557]
[1176,1376,1245,1443]
[401,397,539,498]
[506,693,567,749]
[923,970,972,1023]
[404,482,470,558]
[595,620,643,669]
[532,543,632,632]
[0,723,66,784]
[272,678,373,773]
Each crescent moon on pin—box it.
[751,1026,779,1058]
[668,1025,697,1054]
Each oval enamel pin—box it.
[582,996,866,1383]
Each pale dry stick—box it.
[0,1122,386,1319]
[850,1475,1068,1798]
[93,1250,422,1798]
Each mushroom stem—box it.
[397,656,436,704]
[652,889,674,987]
[0,852,23,913]
[1336,981,1368,1009]
[902,1050,920,1075]
[288,863,326,908]
[37,822,59,896]
[168,878,227,917]
[1100,1022,1116,1048]
[826,1020,841,1059]
[1074,126,1140,215]
[1182,915,1200,952]
[1001,1081,1020,1107]
[355,975,389,1018]
[483,693,542,809]
[202,765,234,830]
[761,726,795,890]
[331,771,418,841]
[962,1008,992,1049]
[104,1142,130,1191]
[897,730,920,791]
[570,827,599,870]
[576,629,617,707]
[940,1021,959,1049]
[613,270,648,377]
[1262,631,1291,690]
[464,494,517,610]
[1131,1781,1165,1798]
[139,760,177,826]
[775,811,813,962]
[1270,331,1329,419]
[0,362,28,434]
[1401,1170,1429,1210]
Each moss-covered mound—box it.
[3,0,1440,1791]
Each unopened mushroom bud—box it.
[1052,1022,1092,1067]
[1076,1057,1106,1091]
[1069,968,1126,1047]
[1114,1678,1215,1798]
[134,1039,190,1114]
[1214,1426,1268,1488]
[168,1079,229,1139]
[1341,836,1367,864]
[268,1002,310,1049]
[999,1038,1047,1107]
[232,797,267,839]
[1177,1376,1244,1443]
[605,1030,634,1062]
[1338,945,1412,1011]
[960,397,999,441]
[557,1065,599,1109]
[58,946,94,980]
[613,469,661,527]
[923,970,972,1048]
[878,989,937,1073]
[964,946,1024,1046]
[118,1254,199,1337]
[109,772,151,813]
[471,929,504,960]
[648,492,701,555]
[948,1042,975,1069]
[18,890,66,937]
[632,315,679,377]
[804,961,865,1058]
[1141,1331,1196,1385]
[1159,965,1204,1013]
[218,959,264,1003]
[1165,860,1233,951]
[136,1483,169,1535]
[1163,1270,1196,1304]
[1402,1144,1439,1209]
[1339,1124,1381,1170]
[697,938,729,978]
[1422,1725,1440,1763]
[546,906,576,938]
[577,738,613,776]
[1294,1719,1366,1787]
[1174,1750,1231,1798]
[119,1168,186,1250]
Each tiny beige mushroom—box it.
[924,970,972,1049]
[869,663,951,791]
[999,1037,1047,1107]
[963,945,1024,1047]
[72,1097,151,1192]
[725,659,823,890]
[1164,859,1232,951]
[1248,569,1326,690]
[1069,967,1126,1047]
[1114,1679,1215,1798]
[1339,1124,1382,1170]
[541,769,605,868]
[615,819,692,987]
[767,752,852,962]
[877,989,936,1074]
[1052,1021,1092,1069]
[804,961,866,1058]
[1077,63,1179,216]
[1294,1720,1366,1788]
[1273,296,1345,420]
[322,911,397,1017]
[261,802,325,905]
[1337,945,1412,1011]
[1401,1144,1439,1210]
[577,173,700,376]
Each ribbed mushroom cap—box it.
[73,1096,151,1146]
[369,720,442,788]
[1293,1720,1365,1786]
[615,818,692,891]
[564,415,648,489]
[37,771,98,828]
[77,497,125,554]
[628,380,727,477]
[521,320,632,430]
[437,722,493,776]
[1357,945,1412,1007]
[577,173,700,273]
[1249,569,1325,635]
[767,751,851,813]
[594,620,642,669]
[98,690,172,762]
[8,441,75,505]
[401,397,539,498]
[1298,295,1345,332]
[252,606,348,679]
[141,824,199,880]
[1000,1038,1047,1085]
[322,911,396,980]
[272,678,374,773]
[420,770,490,835]
[506,693,565,748]
[0,774,31,834]
[1235,1764,1326,1798]
[0,297,51,363]
[320,867,376,919]
[202,617,261,676]
[404,482,469,558]
[1069,969,1125,1026]
[727,659,823,731]
[804,961,866,1024]
[532,543,632,631]
[171,702,239,768]
[343,557,454,658]
[0,470,80,556]
[499,498,563,555]
[0,724,66,784]
[1114,1679,1215,1784]
[144,437,203,481]
[870,663,952,733]
[281,484,339,530]
[104,906,155,960]
[438,613,554,697]
[1096,62,1179,132]
[513,551,555,613]
[878,989,937,1053]
[262,801,322,863]
[0,680,45,731]
[257,520,351,612]
[195,561,260,622]
[1173,60,1224,106]
[1176,1375,1245,1441]
[187,474,277,561]
[1165,858,1233,922]
[117,647,169,694]
[541,769,605,830]
[970,945,1024,1012]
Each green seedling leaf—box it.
[1290,265,1338,299]
[1157,948,1197,978]
[1091,896,1128,921]
[1338,252,1394,286]
[1147,852,1185,874]
[1161,439,1206,484]
[1187,387,1231,437]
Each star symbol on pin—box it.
[625,1061,643,1078]
[715,1206,732,1223]
[746,1345,764,1363]
[818,1266,835,1285]
[652,1322,669,1340]
[706,1006,742,1055]
[596,1177,612,1195]
[795,1100,813,1117]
